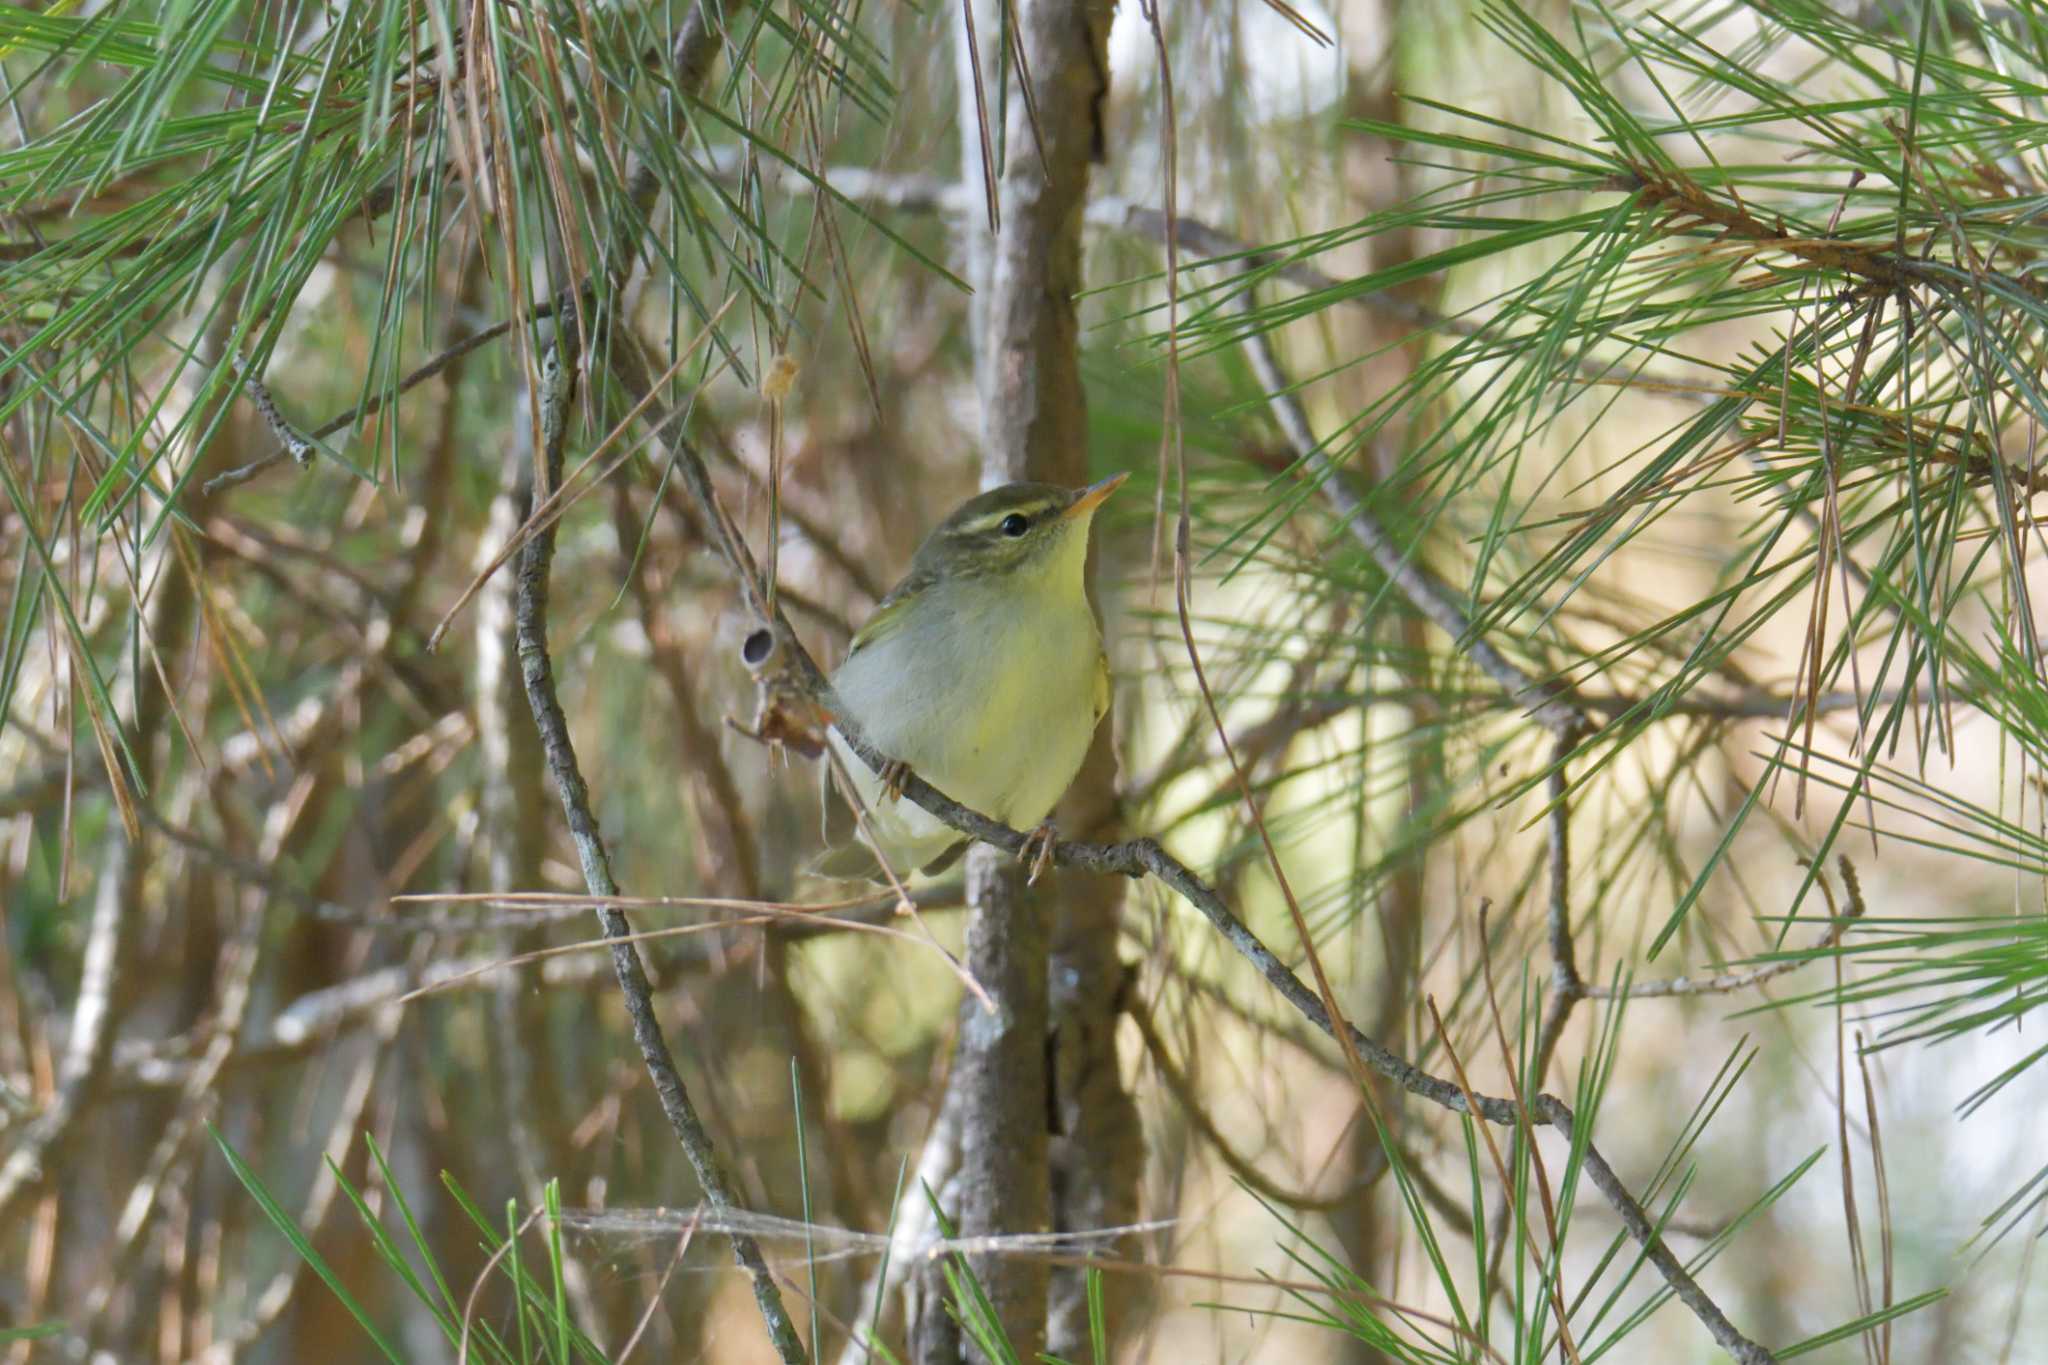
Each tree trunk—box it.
[911,2,1124,1361]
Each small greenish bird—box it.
[816,473,1127,883]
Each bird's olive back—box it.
[907,482,1081,584]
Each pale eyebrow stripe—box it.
[957,502,1062,535]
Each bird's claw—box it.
[878,758,912,802]
[1021,821,1058,886]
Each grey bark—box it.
[913,1,1124,1361]
[476,430,562,1211]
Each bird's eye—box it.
[999,513,1030,538]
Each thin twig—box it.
[1231,278,1587,739]
[512,341,807,1364]
[203,312,537,495]
[108,952,612,1091]
[1583,915,1862,999]
[1531,735,1584,1086]
[387,899,989,1012]
[426,308,729,654]
[490,3,808,1356]
[240,365,317,468]
[618,1209,702,1363]
[1584,855,1866,1001]
[1148,5,1380,1122]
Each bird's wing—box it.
[844,569,930,660]
[847,597,908,658]
[1092,647,1111,725]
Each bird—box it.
[814,473,1126,884]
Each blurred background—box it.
[4,0,2047,1361]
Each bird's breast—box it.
[831,587,1103,827]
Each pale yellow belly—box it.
[829,586,1104,867]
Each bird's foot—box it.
[1021,821,1059,886]
[878,758,913,802]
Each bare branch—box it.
[1532,735,1585,1086]
[203,313,532,495]
[512,341,806,1364]
[1584,857,1867,1000]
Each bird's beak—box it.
[1064,471,1129,520]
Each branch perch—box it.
[619,371,1776,1360]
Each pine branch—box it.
[623,327,1780,1365]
